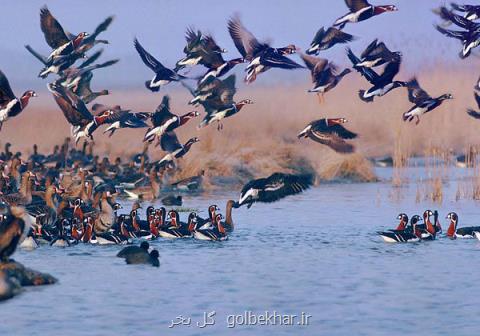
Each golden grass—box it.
[1,66,479,186]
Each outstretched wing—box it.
[160,131,182,153]
[346,48,379,84]
[228,15,268,59]
[406,77,431,104]
[435,25,467,40]
[40,6,70,49]
[0,70,16,106]
[308,131,355,153]
[239,173,314,207]
[134,38,163,71]
[345,0,371,12]
[328,124,358,140]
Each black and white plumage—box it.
[300,54,351,102]
[227,15,302,83]
[175,28,205,70]
[0,70,36,131]
[34,6,89,78]
[306,27,355,55]
[333,0,398,29]
[446,212,480,239]
[467,91,480,119]
[143,95,199,142]
[156,131,200,167]
[377,215,422,243]
[58,51,118,104]
[48,83,111,144]
[402,78,453,125]
[191,75,253,129]
[298,118,358,153]
[356,39,402,68]
[435,7,480,59]
[134,38,186,92]
[236,173,314,208]
[347,47,405,103]
[101,108,150,137]
[450,2,480,21]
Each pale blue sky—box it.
[0,0,474,91]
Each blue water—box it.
[1,167,480,336]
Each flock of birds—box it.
[0,1,480,266]
[378,211,480,243]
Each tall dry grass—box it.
[0,66,478,187]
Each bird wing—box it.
[228,15,267,59]
[325,27,355,44]
[50,85,93,126]
[406,77,431,104]
[345,0,371,12]
[261,53,304,69]
[379,57,401,83]
[0,70,16,106]
[467,109,480,119]
[326,124,358,140]
[440,6,476,29]
[79,49,103,69]
[88,16,114,41]
[24,45,48,65]
[360,39,379,59]
[309,130,355,153]
[435,25,467,40]
[134,38,164,71]
[310,27,326,45]
[40,6,70,49]
[198,34,225,68]
[346,48,379,84]
[300,53,328,72]
[240,173,314,205]
[184,27,203,53]
[160,131,182,153]
[151,96,175,126]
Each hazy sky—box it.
[0,0,475,92]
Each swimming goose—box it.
[347,47,405,103]
[237,173,314,208]
[306,26,355,55]
[228,15,302,83]
[402,77,453,125]
[125,249,159,267]
[333,0,398,29]
[134,38,186,92]
[117,241,150,258]
[378,215,422,243]
[0,70,36,131]
[194,214,228,241]
[298,118,358,153]
[446,212,480,239]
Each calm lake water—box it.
[1,166,480,336]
